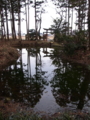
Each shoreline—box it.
[0,45,20,71]
[0,40,90,70]
[0,41,90,119]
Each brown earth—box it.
[0,44,20,71]
[0,40,53,70]
[0,41,21,117]
[0,98,21,117]
[61,49,90,67]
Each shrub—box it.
[63,37,77,55]
[0,113,4,120]
[63,32,87,56]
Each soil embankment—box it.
[10,40,54,47]
[0,40,90,70]
[61,49,90,68]
[0,40,55,70]
[0,44,20,70]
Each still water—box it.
[0,48,90,114]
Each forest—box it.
[0,0,90,53]
[0,0,89,41]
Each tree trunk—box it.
[68,1,70,35]
[18,0,21,40]
[71,7,73,35]
[88,0,90,50]
[78,1,81,31]
[25,0,28,40]
[28,0,30,40]
[34,0,37,40]
[5,1,9,40]
[10,0,16,40]
[1,9,6,40]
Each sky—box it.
[20,0,58,34]
[0,0,88,36]
[1,0,80,35]
[2,0,86,35]
[20,0,78,35]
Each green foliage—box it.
[62,113,74,120]
[1,111,90,120]
[0,112,47,120]
[51,17,68,42]
[74,30,87,45]
[5,112,43,120]
[63,36,76,55]
[54,29,63,42]
[63,30,87,56]
[0,112,4,120]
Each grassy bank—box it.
[0,110,90,120]
[0,45,20,70]
[0,40,61,70]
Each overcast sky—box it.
[7,0,85,35]
[20,0,57,34]
[20,0,77,35]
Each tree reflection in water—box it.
[50,48,90,110]
[0,48,48,107]
[0,48,90,112]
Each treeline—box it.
[0,0,46,40]
[0,0,90,46]
[50,0,90,51]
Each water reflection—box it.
[50,48,90,111]
[0,48,90,113]
[0,48,48,107]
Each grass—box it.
[0,45,20,70]
[0,112,44,120]
[0,111,90,120]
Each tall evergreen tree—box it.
[88,0,90,49]
[33,0,46,37]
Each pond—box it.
[0,47,90,115]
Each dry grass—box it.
[0,99,20,117]
[0,44,20,70]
